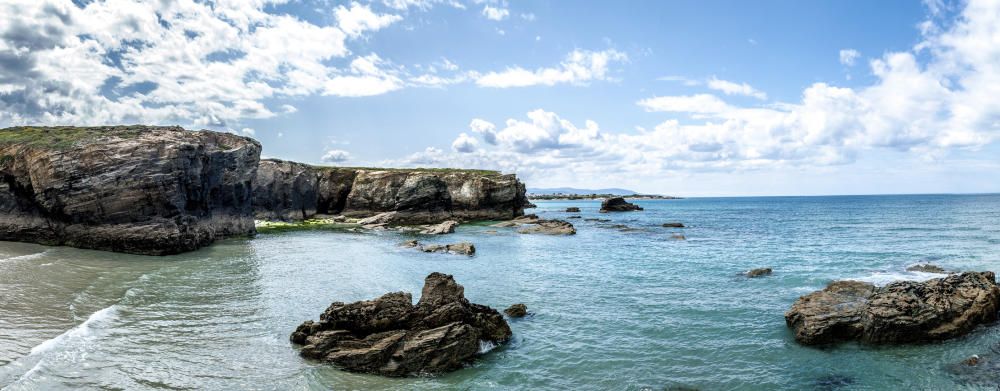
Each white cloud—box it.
[475,49,628,88]
[281,104,298,114]
[335,2,402,37]
[323,54,403,97]
[451,132,478,152]
[840,49,861,66]
[482,5,509,21]
[469,118,497,144]
[321,149,352,162]
[241,127,256,136]
[706,77,767,100]
[637,94,733,114]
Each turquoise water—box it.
[2,195,1000,390]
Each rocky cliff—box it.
[0,125,261,255]
[253,159,528,224]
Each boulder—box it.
[404,240,476,256]
[504,303,527,318]
[785,272,1000,345]
[517,219,576,235]
[746,268,772,278]
[663,222,685,228]
[565,207,581,212]
[0,126,260,255]
[906,263,949,274]
[421,220,458,235]
[599,197,643,212]
[291,273,511,377]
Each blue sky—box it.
[2,0,998,196]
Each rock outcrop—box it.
[785,272,1000,345]
[420,220,458,235]
[402,240,476,256]
[504,304,527,318]
[253,159,529,224]
[906,263,949,274]
[663,222,685,228]
[517,219,576,235]
[0,126,260,255]
[565,207,580,212]
[600,197,643,212]
[290,273,511,377]
[746,268,772,278]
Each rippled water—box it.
[2,195,1000,390]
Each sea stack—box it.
[0,126,260,255]
[290,272,511,377]
[600,197,643,212]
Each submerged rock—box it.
[421,220,458,235]
[670,234,687,240]
[663,222,685,228]
[504,304,527,318]
[746,268,773,278]
[599,197,643,212]
[565,207,581,212]
[517,219,576,235]
[421,242,476,256]
[584,218,611,222]
[290,273,511,377]
[785,272,1000,345]
[567,215,581,219]
[906,263,949,274]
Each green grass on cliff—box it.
[0,126,147,149]
[316,165,502,176]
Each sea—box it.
[2,194,1000,390]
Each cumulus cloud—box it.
[475,49,628,88]
[706,77,767,100]
[637,94,733,114]
[839,49,861,66]
[322,149,352,163]
[482,5,509,21]
[335,2,402,37]
[469,118,497,144]
[451,132,478,152]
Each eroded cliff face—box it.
[0,126,261,255]
[253,159,528,223]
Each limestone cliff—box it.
[253,159,528,223]
[0,126,261,255]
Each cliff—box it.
[253,159,528,224]
[0,126,261,255]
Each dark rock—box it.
[746,268,772,278]
[584,218,611,222]
[565,207,581,212]
[599,197,643,212]
[663,222,685,228]
[421,220,458,235]
[291,273,511,377]
[962,355,981,366]
[785,272,1000,345]
[567,215,581,219]
[0,126,260,255]
[517,219,576,235]
[906,263,949,274]
[504,304,527,318]
[253,159,318,221]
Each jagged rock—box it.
[421,220,458,235]
[0,126,260,255]
[785,272,1000,345]
[357,212,399,226]
[663,222,685,228]
[290,273,511,377]
[599,197,643,212]
[746,268,773,278]
[517,219,576,235]
[504,304,527,318]
[906,263,949,274]
[565,207,581,212]
[253,159,319,221]
[405,240,476,256]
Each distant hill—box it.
[528,187,638,195]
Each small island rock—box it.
[785,272,1000,345]
[663,222,685,228]
[906,263,949,274]
[421,220,459,235]
[565,207,581,212]
[290,273,511,377]
[504,304,528,318]
[746,268,773,278]
[599,197,643,212]
[517,219,577,235]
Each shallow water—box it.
[2,194,1000,390]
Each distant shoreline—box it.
[527,193,682,200]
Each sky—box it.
[1,0,999,196]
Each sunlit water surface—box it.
[2,195,1000,390]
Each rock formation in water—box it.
[785,272,1000,345]
[0,126,260,255]
[746,268,773,278]
[420,220,458,235]
[565,207,580,212]
[600,197,643,212]
[504,304,527,318]
[253,159,529,224]
[906,263,949,274]
[290,272,511,377]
